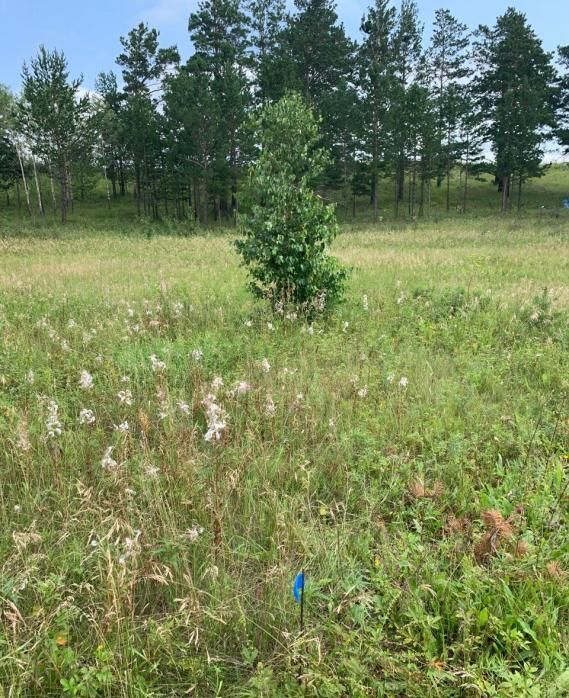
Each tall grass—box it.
[0,219,568,696]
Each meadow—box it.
[0,213,568,696]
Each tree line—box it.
[1,0,569,224]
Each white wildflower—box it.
[101,447,117,470]
[60,339,70,352]
[357,385,368,399]
[118,389,133,406]
[211,376,224,391]
[244,320,252,328]
[306,324,314,336]
[26,370,35,384]
[172,301,183,317]
[386,373,395,384]
[121,375,130,383]
[232,381,251,397]
[17,420,31,451]
[261,358,271,373]
[177,400,191,415]
[144,463,160,478]
[186,524,204,543]
[115,421,129,433]
[264,395,276,417]
[399,376,409,389]
[362,294,369,311]
[191,348,204,362]
[79,409,96,425]
[67,319,77,328]
[95,355,104,364]
[150,354,166,372]
[342,321,349,333]
[13,504,22,514]
[202,393,227,442]
[46,400,62,438]
[267,322,274,331]
[79,370,93,390]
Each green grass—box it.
[0,218,568,696]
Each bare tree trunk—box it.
[59,163,67,223]
[32,158,45,216]
[49,166,57,217]
[501,175,509,213]
[16,144,32,217]
[103,167,111,210]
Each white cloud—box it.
[143,0,195,26]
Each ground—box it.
[0,216,568,696]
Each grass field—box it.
[0,216,568,696]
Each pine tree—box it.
[0,85,19,207]
[391,0,423,211]
[427,9,470,212]
[19,47,90,222]
[358,0,397,220]
[474,9,556,211]
[247,0,286,105]
[94,72,128,197]
[117,23,179,217]
[557,46,569,156]
[188,0,250,220]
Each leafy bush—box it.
[236,93,347,315]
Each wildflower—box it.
[26,370,35,384]
[90,538,99,547]
[191,348,204,362]
[60,339,70,352]
[386,373,395,384]
[79,409,96,425]
[267,322,274,331]
[13,504,21,514]
[177,400,191,415]
[186,524,204,543]
[399,376,409,389]
[172,301,183,317]
[144,463,160,478]
[314,290,327,312]
[202,393,227,442]
[285,311,297,322]
[357,385,368,399]
[362,294,369,311]
[101,447,117,470]
[342,321,349,333]
[328,418,335,429]
[156,388,168,420]
[67,319,77,328]
[232,381,251,396]
[118,389,133,406]
[244,320,252,328]
[127,307,135,318]
[150,354,166,372]
[211,375,224,391]
[306,325,314,336]
[79,370,94,390]
[115,421,129,433]
[261,358,271,373]
[46,400,62,438]
[95,355,104,364]
[530,310,540,322]
[264,395,276,417]
[17,420,31,451]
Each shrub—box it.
[235,93,347,315]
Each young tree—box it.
[427,9,470,211]
[474,9,556,211]
[188,0,250,219]
[117,23,179,217]
[236,93,347,313]
[358,0,397,220]
[19,47,89,222]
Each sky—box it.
[1,0,568,94]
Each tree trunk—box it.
[501,175,509,213]
[32,158,44,216]
[16,144,32,217]
[59,163,67,223]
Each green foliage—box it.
[236,93,347,313]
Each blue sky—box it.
[1,0,568,93]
